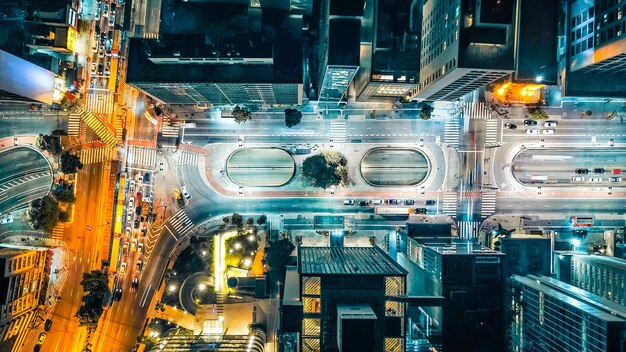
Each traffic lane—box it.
[0,115,66,139]
[0,147,50,175]
[0,182,51,213]
[186,134,440,146]
[496,195,626,213]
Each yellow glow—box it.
[66,27,77,52]
[498,88,505,95]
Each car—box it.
[138,243,144,254]
[525,129,540,135]
[425,199,436,206]
[44,319,53,331]
[98,47,105,59]
[132,277,139,289]
[95,6,100,21]
[136,260,144,272]
[404,199,415,205]
[129,179,136,192]
[589,177,602,183]
[542,129,555,135]
[504,123,517,129]
[114,287,122,301]
[372,199,384,205]
[594,168,605,174]
[359,200,370,206]
[575,168,589,174]
[159,162,164,171]
[103,4,108,17]
[111,2,117,11]
[343,199,355,205]
[91,62,97,75]
[92,41,98,53]
[98,64,104,74]
[100,33,106,44]
[524,119,537,126]
[135,205,142,216]
[128,197,135,208]
[122,242,129,256]
[126,213,132,223]
[181,186,192,200]
[572,176,585,182]
[134,219,140,229]
[612,169,622,175]
[414,208,428,214]
[387,199,400,205]
[37,333,46,345]
[141,227,147,236]
[95,24,101,35]
[610,176,622,182]
[120,262,127,274]
[125,227,131,238]
[104,69,110,76]
[131,239,136,251]
[544,121,558,127]
[0,214,13,224]
[109,13,115,26]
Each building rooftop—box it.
[421,240,503,256]
[570,254,626,271]
[298,246,407,276]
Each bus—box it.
[108,237,121,276]
[376,207,411,216]
[114,173,127,234]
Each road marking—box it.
[163,225,178,241]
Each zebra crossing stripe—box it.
[442,192,458,216]
[465,102,492,120]
[329,121,347,142]
[128,146,157,167]
[87,92,114,115]
[68,114,81,136]
[457,221,481,239]
[178,152,198,166]
[51,224,64,240]
[485,120,499,144]
[480,191,497,217]
[444,119,460,147]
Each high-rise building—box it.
[280,246,408,352]
[402,237,505,352]
[560,0,626,96]
[555,253,626,307]
[511,274,626,352]
[0,244,49,352]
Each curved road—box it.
[0,146,52,214]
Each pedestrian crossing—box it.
[127,146,157,168]
[444,119,460,147]
[464,101,492,120]
[82,112,118,148]
[87,92,115,115]
[480,191,497,218]
[51,223,64,240]
[485,119,499,144]
[457,220,481,239]
[442,192,458,217]
[168,210,194,239]
[67,114,81,136]
[329,121,347,142]
[177,151,199,166]
[80,146,110,164]
[160,116,180,138]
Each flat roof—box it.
[0,49,55,104]
[283,266,301,306]
[571,254,626,271]
[298,246,407,276]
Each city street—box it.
[0,146,53,214]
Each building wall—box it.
[569,255,626,306]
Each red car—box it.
[612,169,622,175]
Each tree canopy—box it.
[232,106,252,124]
[528,106,549,120]
[284,108,302,128]
[59,152,83,174]
[52,188,76,203]
[26,195,61,232]
[35,134,62,155]
[80,270,109,296]
[264,238,295,273]
[256,215,267,225]
[302,151,348,189]
[420,103,434,120]
[75,305,102,331]
[231,213,244,228]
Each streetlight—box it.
[198,283,206,291]
[168,285,177,293]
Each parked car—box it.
[575,168,589,174]
[125,227,131,238]
[95,24,101,35]
[95,6,100,21]
[343,199,355,205]
[359,200,370,206]
[504,123,517,129]
[594,168,605,174]
[544,121,558,127]
[0,214,14,224]
[136,260,144,273]
[425,199,436,206]
[37,333,46,345]
[404,199,415,205]
[387,199,400,205]
[524,119,537,126]
[572,176,585,182]
[109,13,115,26]
[120,262,127,274]
[137,243,144,254]
[589,177,603,183]
[414,208,428,214]
[542,129,555,135]
[612,169,622,174]
[103,4,109,17]
[525,129,540,135]
[610,176,622,182]
[98,47,105,59]
[44,320,53,331]
[372,199,384,205]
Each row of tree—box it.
[231,106,303,128]
[75,270,109,332]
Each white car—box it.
[109,13,115,26]
[0,214,13,224]
[589,177,602,183]
[542,129,555,135]
[120,262,127,274]
[544,121,558,127]
[95,6,100,21]
[572,176,585,182]
[92,41,98,53]
[372,199,384,205]
[91,62,97,75]
[525,129,540,135]
[98,47,105,58]
[103,4,108,17]
[610,176,622,182]
[138,243,144,254]
[125,227,132,238]
[128,197,135,209]
[181,186,192,200]
[129,179,136,193]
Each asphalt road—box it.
[0,146,53,214]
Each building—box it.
[559,0,626,97]
[126,2,304,106]
[280,246,408,352]
[0,50,57,104]
[499,236,552,278]
[146,327,266,351]
[402,237,505,352]
[0,244,49,352]
[511,274,626,352]
[555,253,626,307]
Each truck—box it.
[375,207,411,216]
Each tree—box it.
[264,238,295,273]
[420,103,434,120]
[301,151,348,189]
[232,105,252,124]
[52,188,76,203]
[59,152,83,174]
[284,108,302,128]
[80,270,109,296]
[231,213,244,228]
[246,217,255,226]
[58,211,70,222]
[35,134,62,155]
[256,215,267,225]
[528,106,549,120]
[26,196,61,232]
[75,305,101,331]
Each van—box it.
[372,199,384,205]
[343,199,355,205]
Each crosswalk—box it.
[444,119,460,147]
[67,114,81,136]
[0,170,51,193]
[480,191,497,218]
[167,210,194,239]
[127,146,157,168]
[442,192,458,217]
[329,121,347,142]
[160,116,180,138]
[80,146,110,164]
[82,112,118,148]
[457,220,481,239]
[51,223,64,240]
[485,119,499,144]
[87,92,115,115]
[464,101,492,120]
[177,151,199,166]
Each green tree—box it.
[80,270,109,296]
[256,215,267,225]
[58,211,70,222]
[75,305,101,331]
[284,108,302,128]
[35,134,62,155]
[232,105,252,124]
[264,238,295,273]
[26,195,60,232]
[528,106,549,120]
[231,213,244,228]
[420,103,434,120]
[59,152,83,174]
[52,188,76,203]
[302,152,348,189]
